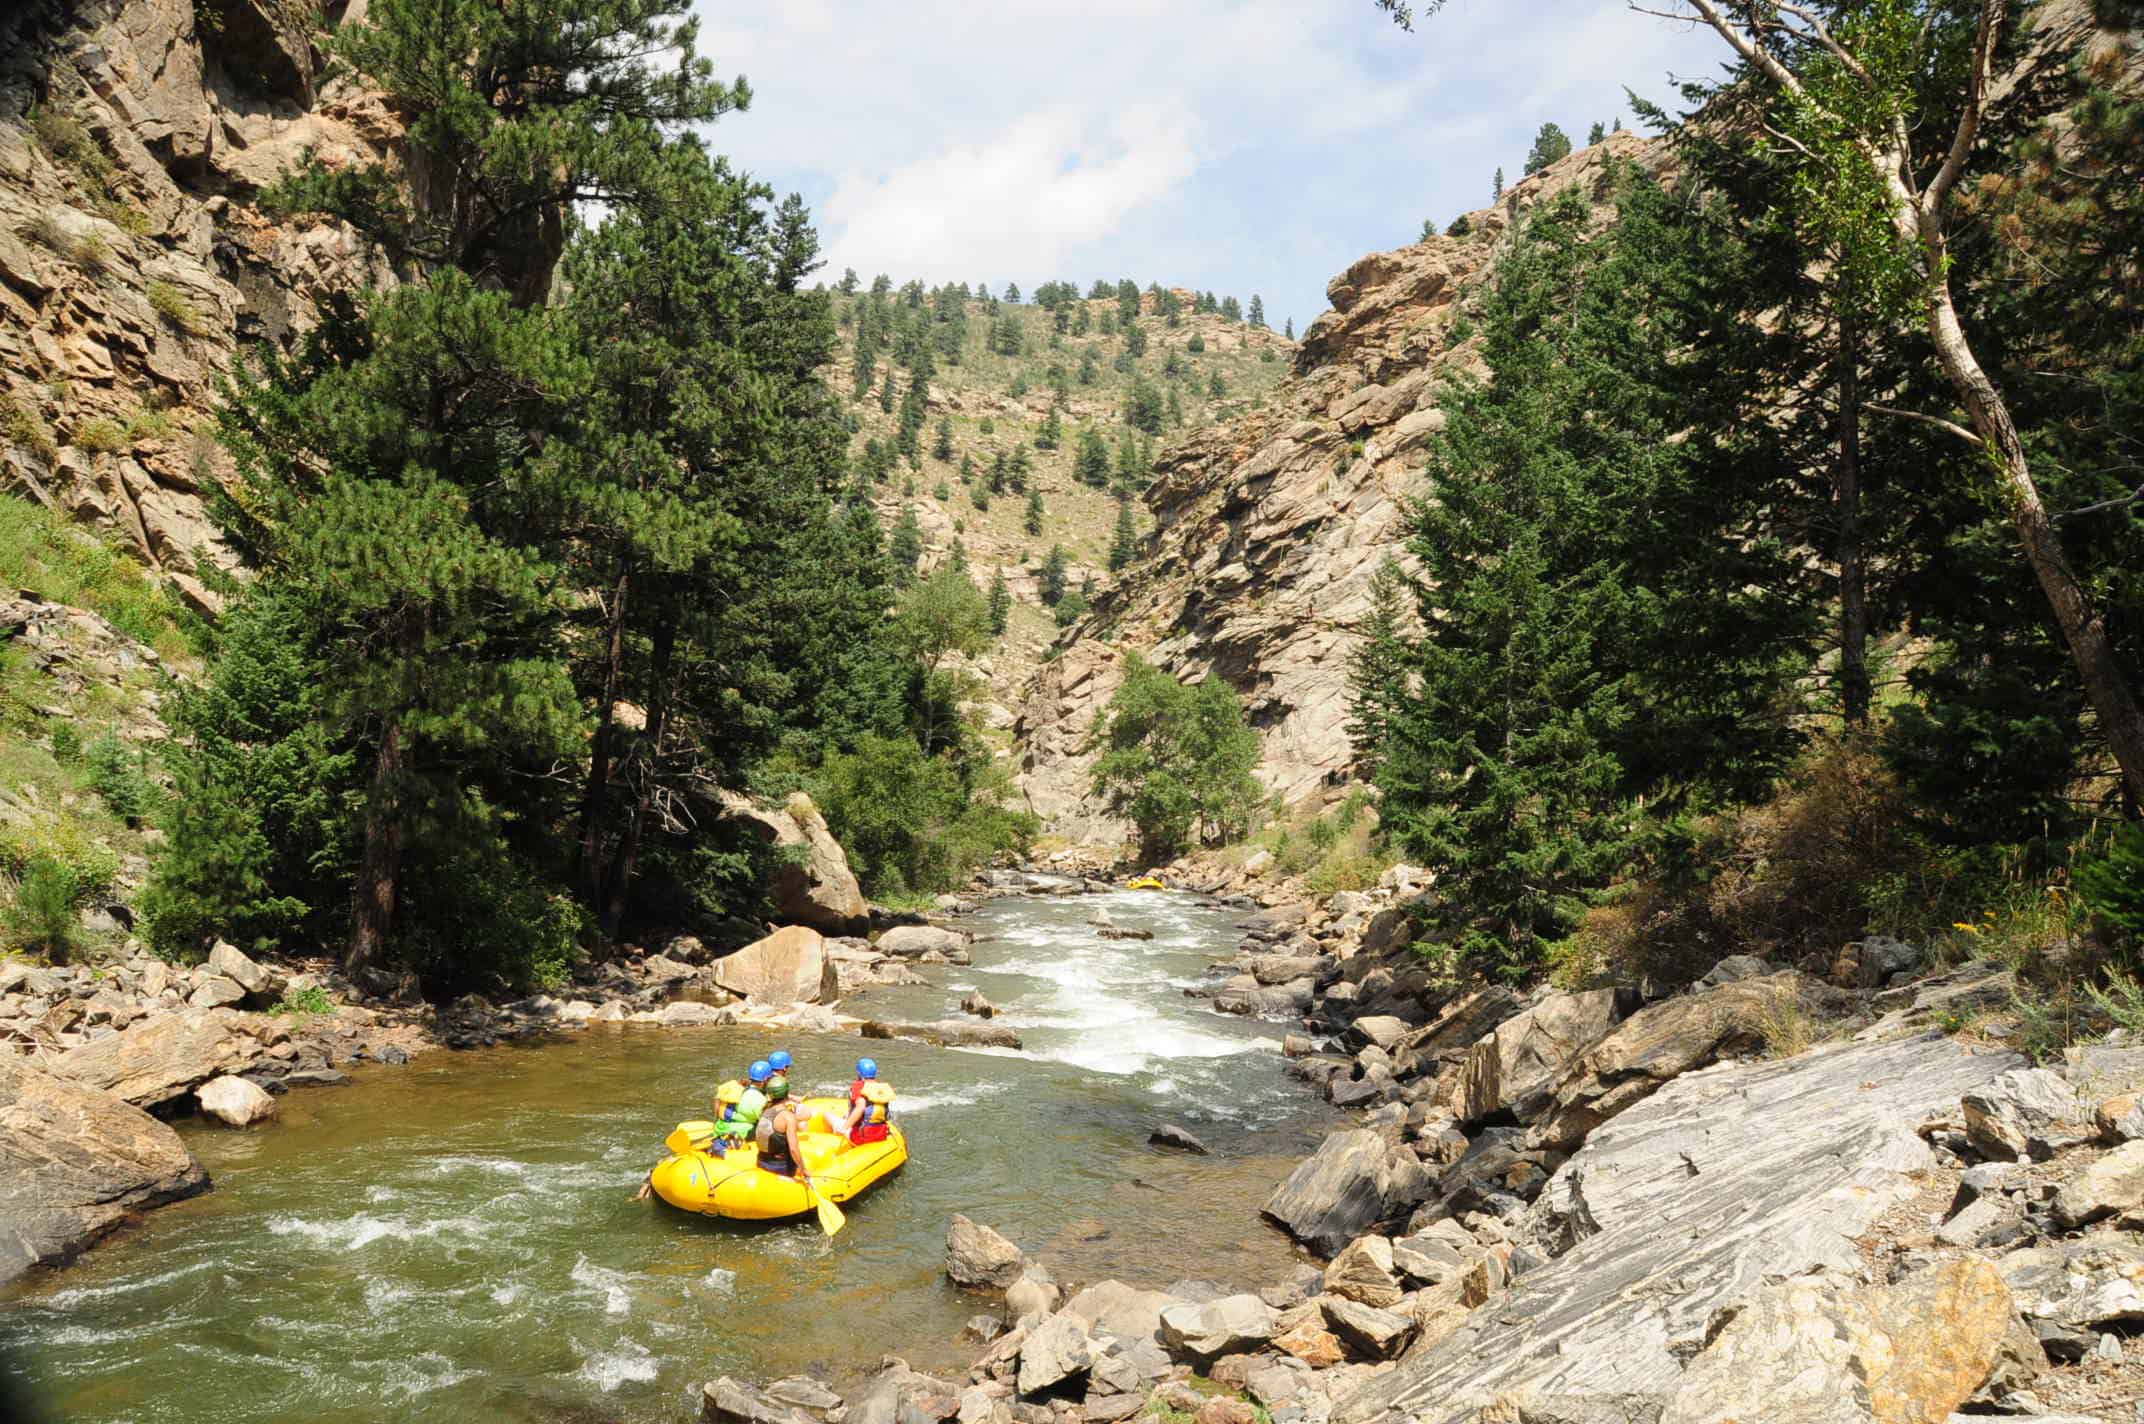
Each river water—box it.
[2,891,1334,1423]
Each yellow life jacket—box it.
[857,1080,895,1125]
[713,1080,745,1118]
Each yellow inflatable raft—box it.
[647,1096,907,1221]
[1126,875,1167,890]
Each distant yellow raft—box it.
[647,1096,907,1221]
[1126,876,1167,890]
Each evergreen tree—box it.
[1283,317,1294,339]
[1207,371,1226,400]
[1524,122,1572,174]
[1124,323,1148,358]
[1372,179,1810,979]
[1108,501,1139,572]
[888,504,925,586]
[1345,557,1411,779]
[1246,294,1266,328]
[1074,426,1111,487]
[1009,445,1033,493]
[1587,120,1606,145]
[933,416,954,461]
[1114,431,1147,492]
[1004,282,1021,303]
[838,267,860,294]
[877,369,895,413]
[1024,487,1045,537]
[1220,295,1242,322]
[1036,403,1063,451]
[1078,348,1099,385]
[986,568,1012,635]
[1493,166,1504,200]
[1166,388,1185,427]
[1125,377,1165,435]
[988,449,1008,495]
[1039,544,1068,605]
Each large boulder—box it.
[1659,1259,2015,1424]
[196,1074,277,1126]
[1455,988,1621,1125]
[1262,1128,1407,1256]
[206,940,278,1001]
[720,791,870,933]
[1062,1280,1185,1348]
[877,925,970,959]
[1962,1067,2086,1161]
[1016,1310,1095,1397]
[54,1007,285,1107]
[0,1060,209,1283]
[1330,1034,2022,1424]
[2052,1139,2144,1228]
[946,1214,1028,1289]
[710,925,840,1005]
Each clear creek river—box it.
[1,891,1335,1423]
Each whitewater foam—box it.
[576,1341,659,1393]
[570,1255,635,1316]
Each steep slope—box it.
[0,0,400,612]
[1014,133,1663,841]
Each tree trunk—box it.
[602,612,675,941]
[1834,307,1870,726]
[576,561,631,898]
[1921,274,2144,806]
[347,716,405,974]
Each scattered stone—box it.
[1696,954,1775,988]
[1159,1294,1278,1361]
[1321,1297,1418,1361]
[1962,1067,2085,1161]
[659,1000,733,1027]
[1194,1401,1256,1424]
[878,926,971,958]
[947,1214,1029,1290]
[1455,988,1620,1126]
[862,1020,1023,1050]
[1148,1124,1208,1155]
[638,954,700,987]
[206,941,275,998]
[1007,1268,1063,1321]
[195,1074,277,1127]
[2052,1139,2144,1228]
[963,990,997,1020]
[2093,1092,2144,1144]
[1351,1015,1409,1051]
[1273,1320,1347,1369]
[278,1068,350,1088]
[186,975,247,1010]
[1832,935,1920,990]
[1324,1235,1404,1308]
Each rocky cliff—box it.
[1012,133,1665,842]
[0,0,399,611]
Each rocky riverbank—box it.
[694,859,2143,1424]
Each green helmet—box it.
[765,1074,790,1101]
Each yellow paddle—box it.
[807,1176,844,1236]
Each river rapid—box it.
[2,890,1335,1423]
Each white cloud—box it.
[818,103,1198,285]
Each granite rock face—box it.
[0,0,402,602]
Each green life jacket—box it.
[712,1086,768,1137]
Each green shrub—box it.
[29,105,112,186]
[274,984,336,1016]
[145,279,207,335]
[84,733,150,822]
[94,197,151,237]
[72,416,127,454]
[4,398,59,463]
[48,723,82,764]
[812,733,1036,896]
[4,856,82,959]
[2077,824,2144,940]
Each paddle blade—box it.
[812,1185,845,1236]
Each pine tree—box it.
[1125,377,1165,435]
[933,416,954,461]
[877,370,895,413]
[1246,294,1265,328]
[1493,166,1504,200]
[1024,487,1044,536]
[1004,282,1021,303]
[1039,544,1068,604]
[1108,501,1138,572]
[986,567,1011,635]
[1587,120,1606,145]
[1078,348,1099,385]
[1075,426,1111,487]
[1283,317,1294,340]
[889,504,924,586]
[1207,371,1225,400]
[988,449,1008,495]
[1220,295,1241,322]
[1524,122,1572,174]
[1346,557,1411,778]
[1036,403,1063,451]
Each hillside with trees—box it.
[826,275,1294,722]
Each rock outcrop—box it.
[0,1057,208,1282]
[1013,135,1664,837]
[718,792,869,934]
[52,1004,288,1106]
[0,0,402,605]
[709,925,841,1005]
[1331,1033,2022,1424]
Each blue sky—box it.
[688,2,1729,334]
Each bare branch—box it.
[1926,0,2004,213]
[1774,2,1873,81]
[1862,401,1983,448]
[2053,483,2144,523]
[1649,0,1812,102]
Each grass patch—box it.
[123,405,177,443]
[93,196,152,238]
[28,104,113,187]
[145,279,207,336]
[0,492,190,656]
[69,415,128,455]
[272,984,336,1017]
